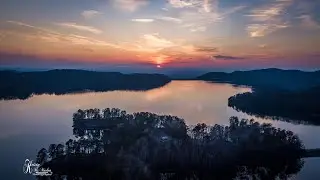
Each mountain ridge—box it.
[0,70,171,100]
[197,68,320,90]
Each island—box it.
[36,108,307,180]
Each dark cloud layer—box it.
[211,55,244,60]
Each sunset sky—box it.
[0,0,319,72]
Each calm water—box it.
[0,81,319,179]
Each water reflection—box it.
[0,81,249,139]
[0,81,320,179]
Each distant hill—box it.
[197,69,320,124]
[197,68,320,91]
[0,70,171,100]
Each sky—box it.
[0,0,320,72]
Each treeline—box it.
[36,108,305,180]
[228,86,320,125]
[198,68,320,124]
[197,68,320,91]
[0,70,170,100]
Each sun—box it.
[153,56,165,68]
[151,55,168,68]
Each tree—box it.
[65,139,74,154]
[93,108,101,119]
[36,148,48,165]
[103,108,111,119]
[48,144,57,159]
[73,109,85,120]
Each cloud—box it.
[0,32,6,42]
[131,18,154,23]
[37,31,119,48]
[195,46,218,53]
[190,26,207,32]
[224,5,246,15]
[247,23,288,37]
[113,0,148,12]
[298,15,320,29]
[156,16,182,23]
[128,33,180,53]
[36,33,119,48]
[259,44,267,48]
[82,10,102,19]
[141,33,175,50]
[56,22,102,34]
[60,34,120,48]
[6,21,119,48]
[168,0,194,8]
[150,54,169,65]
[7,21,58,34]
[203,0,212,13]
[162,7,169,11]
[164,0,246,32]
[167,0,218,13]
[179,11,222,32]
[175,3,245,32]
[211,55,244,60]
[8,20,41,29]
[246,5,284,22]
[246,0,293,37]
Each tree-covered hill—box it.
[0,70,171,100]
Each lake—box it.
[0,80,319,180]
